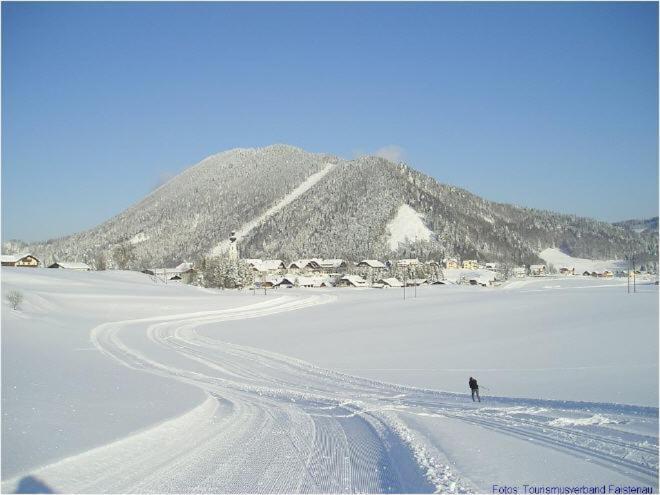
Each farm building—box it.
[377,277,403,288]
[143,262,194,281]
[397,259,419,267]
[559,267,575,275]
[48,262,91,271]
[1,253,40,267]
[337,275,368,288]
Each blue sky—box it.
[2,2,658,242]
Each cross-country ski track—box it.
[2,294,657,493]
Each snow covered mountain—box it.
[9,144,658,268]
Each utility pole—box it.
[403,265,406,300]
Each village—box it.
[0,249,649,290]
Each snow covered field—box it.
[2,268,658,493]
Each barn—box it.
[48,262,91,271]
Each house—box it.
[602,270,614,278]
[276,276,297,287]
[174,262,194,274]
[406,278,427,286]
[253,260,286,273]
[48,261,91,271]
[1,253,40,267]
[243,259,263,269]
[582,270,591,276]
[295,275,332,288]
[288,259,322,272]
[143,268,183,281]
[357,260,386,269]
[559,267,575,275]
[377,277,403,288]
[443,258,459,269]
[142,261,194,281]
[513,267,527,277]
[530,264,546,276]
[337,274,368,287]
[260,276,283,288]
[462,260,479,270]
[397,259,419,267]
[319,259,348,273]
[484,262,499,270]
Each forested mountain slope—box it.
[8,145,657,268]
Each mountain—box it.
[613,217,659,236]
[7,144,658,269]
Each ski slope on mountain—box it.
[212,161,337,255]
[2,269,658,493]
[386,204,434,251]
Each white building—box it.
[377,277,404,288]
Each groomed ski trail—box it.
[3,294,657,493]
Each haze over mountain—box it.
[4,145,658,269]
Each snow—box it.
[2,268,658,493]
[443,268,497,285]
[386,204,433,251]
[212,162,337,255]
[539,247,628,273]
[129,232,149,244]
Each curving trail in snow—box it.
[2,294,657,493]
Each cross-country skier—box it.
[469,376,480,402]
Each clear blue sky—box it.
[2,2,658,242]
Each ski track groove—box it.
[3,294,657,493]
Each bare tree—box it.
[7,290,23,310]
[94,253,107,271]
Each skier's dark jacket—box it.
[469,377,478,390]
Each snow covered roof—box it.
[358,259,386,268]
[244,259,263,267]
[530,264,546,270]
[49,262,91,270]
[378,277,403,287]
[339,274,367,287]
[1,253,36,263]
[296,275,330,287]
[149,268,186,279]
[174,262,194,272]
[288,259,321,269]
[255,260,285,272]
[319,259,346,269]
